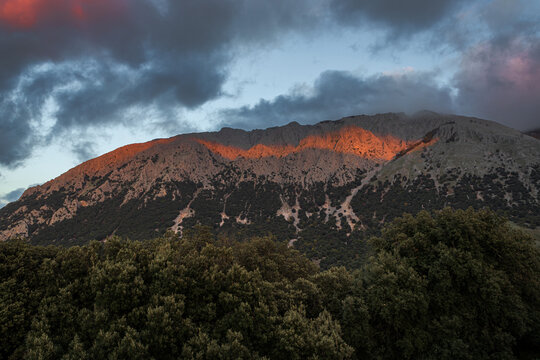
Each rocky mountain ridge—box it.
[1,112,539,256]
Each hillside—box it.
[1,112,539,266]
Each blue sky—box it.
[1,0,539,207]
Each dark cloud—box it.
[219,70,454,130]
[453,37,540,130]
[0,0,325,94]
[0,97,35,167]
[0,0,326,167]
[329,0,466,39]
[44,54,228,130]
[0,187,25,208]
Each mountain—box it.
[1,112,539,265]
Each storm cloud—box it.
[219,70,454,130]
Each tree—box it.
[364,208,540,359]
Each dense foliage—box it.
[1,208,538,359]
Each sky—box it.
[0,0,539,207]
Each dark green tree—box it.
[364,208,540,359]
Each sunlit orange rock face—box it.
[28,124,440,198]
[23,122,441,200]
[74,139,172,174]
[0,0,125,28]
[42,137,176,188]
[196,126,411,161]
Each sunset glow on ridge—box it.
[196,126,416,161]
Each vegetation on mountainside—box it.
[12,163,539,255]
[1,208,539,359]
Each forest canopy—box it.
[1,208,539,359]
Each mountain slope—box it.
[1,112,539,255]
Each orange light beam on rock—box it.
[195,126,423,161]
